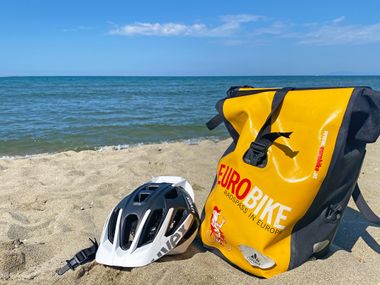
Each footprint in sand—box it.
[0,164,8,171]
[6,211,51,240]
[8,211,30,224]
[0,240,26,280]
[7,224,30,240]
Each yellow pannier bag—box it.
[200,86,380,278]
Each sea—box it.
[1,76,380,157]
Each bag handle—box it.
[352,184,380,225]
[243,87,294,168]
[206,113,223,131]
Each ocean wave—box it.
[0,136,225,160]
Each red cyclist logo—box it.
[210,206,225,244]
[206,206,231,250]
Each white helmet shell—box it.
[95,176,199,267]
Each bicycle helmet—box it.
[95,176,200,267]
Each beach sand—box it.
[0,139,379,285]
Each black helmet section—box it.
[106,182,200,251]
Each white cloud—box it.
[251,21,290,36]
[299,21,380,45]
[108,15,380,46]
[332,16,345,24]
[109,22,208,36]
[109,14,264,37]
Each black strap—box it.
[206,114,223,130]
[352,184,380,225]
[257,87,294,139]
[226,85,255,97]
[243,132,292,166]
[260,132,293,147]
[244,88,294,167]
[206,86,258,130]
[56,238,98,276]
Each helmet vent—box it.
[165,209,186,236]
[120,214,138,250]
[145,184,160,191]
[137,209,163,247]
[108,208,120,244]
[176,218,199,247]
[183,218,199,239]
[134,192,150,203]
[164,187,178,199]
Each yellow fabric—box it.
[200,87,354,278]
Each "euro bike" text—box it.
[218,164,292,230]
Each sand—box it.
[0,139,379,285]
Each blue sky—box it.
[1,0,380,76]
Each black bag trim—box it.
[226,85,371,99]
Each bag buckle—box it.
[243,142,268,167]
[325,204,342,222]
[250,141,267,153]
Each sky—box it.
[1,0,380,76]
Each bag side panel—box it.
[288,88,366,269]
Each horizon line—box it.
[1,74,380,78]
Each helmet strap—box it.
[56,238,98,275]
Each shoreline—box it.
[0,136,225,160]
